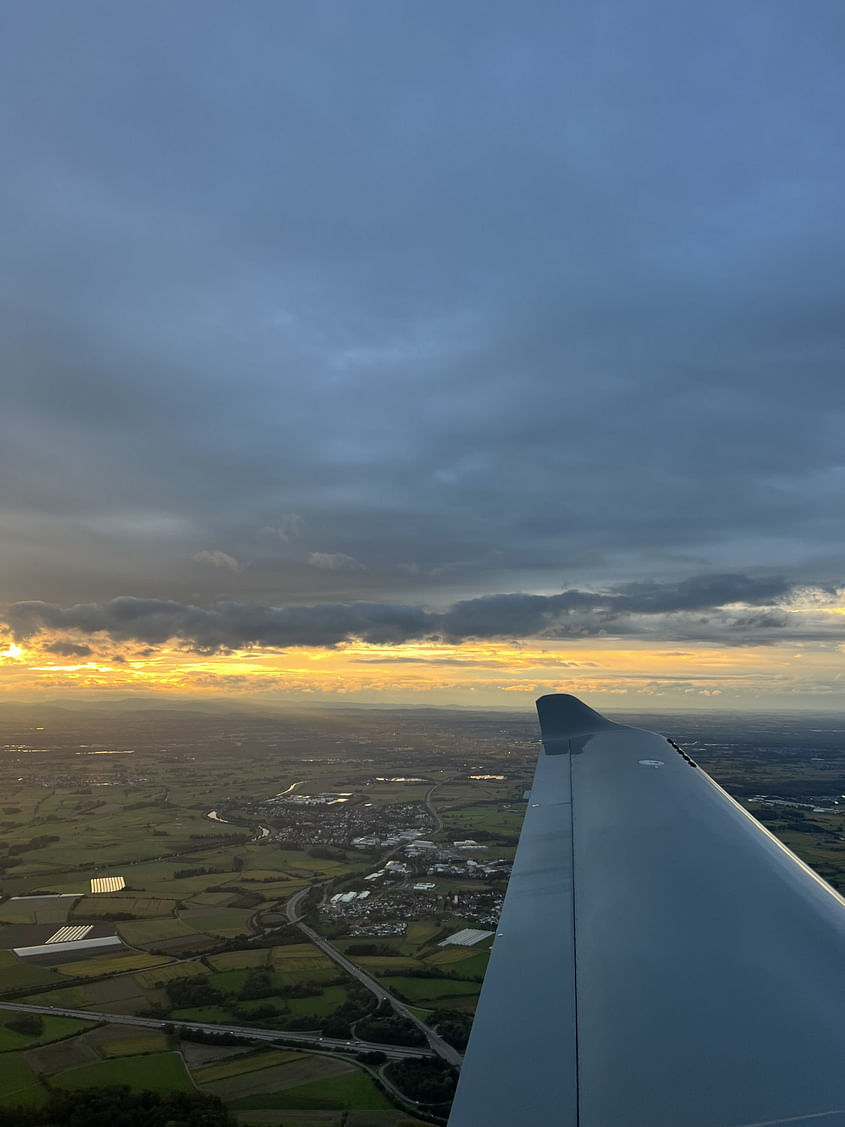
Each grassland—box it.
[0,1011,425,1121]
[98,1032,169,1055]
[116,917,197,945]
[206,948,269,970]
[381,976,481,1003]
[228,1069,392,1110]
[55,952,168,977]
[0,950,61,990]
[199,1053,354,1099]
[10,704,842,1122]
[178,907,254,936]
[53,1050,194,1093]
[0,898,77,926]
[191,1048,301,1084]
[0,1052,47,1107]
[0,1013,89,1051]
[134,961,208,987]
[71,896,178,918]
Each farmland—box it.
[0,1013,429,1123]
[2,702,845,1121]
[52,1050,194,1094]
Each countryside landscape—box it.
[1,703,844,1124]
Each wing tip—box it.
[536,692,619,741]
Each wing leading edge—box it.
[447,694,845,1127]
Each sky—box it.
[2,1,845,710]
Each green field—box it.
[0,1014,89,1051]
[228,1069,391,1110]
[71,896,178,918]
[178,908,254,936]
[207,948,269,971]
[350,956,425,973]
[171,1004,236,1023]
[284,984,349,1017]
[99,1032,169,1055]
[0,1052,47,1107]
[0,950,61,990]
[192,1048,301,1084]
[381,976,481,1003]
[206,967,253,993]
[199,1053,353,1099]
[53,1050,194,1094]
[20,984,92,1010]
[433,951,489,978]
[134,961,206,988]
[0,704,561,1124]
[0,899,76,926]
[56,952,168,977]
[117,917,198,945]
[440,803,525,838]
[77,975,151,1006]
[270,945,336,972]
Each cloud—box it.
[43,640,93,658]
[5,574,839,652]
[4,596,430,649]
[308,552,366,572]
[260,514,303,542]
[1,2,845,626]
[193,550,241,571]
[437,575,799,640]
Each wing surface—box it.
[447,694,845,1127]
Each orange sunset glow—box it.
[3,629,843,709]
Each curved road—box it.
[424,783,443,833]
[286,887,462,1068]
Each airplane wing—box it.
[447,693,845,1127]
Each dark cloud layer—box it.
[6,575,839,651]
[1,4,844,626]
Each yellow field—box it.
[425,946,478,965]
[206,949,269,971]
[56,953,168,977]
[178,908,253,937]
[134,962,205,988]
[185,892,234,907]
[352,956,423,971]
[118,918,197,945]
[404,921,442,946]
[192,1048,300,1084]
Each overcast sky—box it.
[2,2,844,704]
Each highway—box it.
[286,887,463,1068]
[424,783,444,832]
[0,1000,431,1060]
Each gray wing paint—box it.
[447,694,845,1127]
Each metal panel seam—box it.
[568,737,581,1127]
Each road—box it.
[0,1001,431,1060]
[424,783,443,832]
[286,888,463,1068]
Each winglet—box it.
[536,693,619,752]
